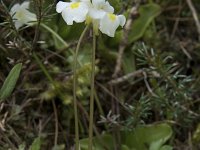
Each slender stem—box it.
[40,23,68,47]
[73,25,89,150]
[94,90,105,118]
[94,90,108,130]
[88,27,96,150]
[32,52,54,83]
[52,100,58,145]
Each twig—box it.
[186,0,200,40]
[179,42,192,60]
[112,4,139,78]
[96,82,134,116]
[174,102,200,117]
[142,71,158,97]
[108,69,143,85]
[171,1,182,38]
[0,130,17,150]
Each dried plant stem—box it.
[109,69,143,85]
[88,28,96,150]
[113,5,139,78]
[73,25,89,150]
[186,0,200,40]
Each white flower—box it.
[55,0,126,37]
[56,1,89,25]
[10,1,37,29]
[86,0,126,37]
[99,13,126,37]
[88,0,114,20]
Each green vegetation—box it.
[0,0,200,149]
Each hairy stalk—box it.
[73,25,89,150]
[88,28,96,150]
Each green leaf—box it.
[159,145,173,150]
[121,123,173,150]
[121,145,131,150]
[128,3,161,43]
[80,134,114,150]
[18,143,26,150]
[80,123,172,150]
[29,137,42,150]
[52,144,65,150]
[0,63,22,101]
[192,123,200,143]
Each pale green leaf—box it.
[29,137,42,150]
[128,3,161,43]
[159,145,173,150]
[0,63,22,101]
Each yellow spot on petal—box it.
[108,13,116,21]
[15,11,23,19]
[70,2,80,9]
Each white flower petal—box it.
[99,13,120,37]
[23,10,37,23]
[14,20,23,29]
[118,15,126,27]
[10,1,37,29]
[81,0,90,2]
[80,0,91,6]
[21,1,30,9]
[88,8,106,19]
[92,0,105,7]
[69,2,88,22]
[89,0,114,21]
[56,1,70,13]
[79,0,90,2]
[60,2,88,25]
[10,4,20,16]
[103,1,114,13]
[61,9,73,25]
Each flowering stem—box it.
[73,25,89,150]
[88,27,96,150]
